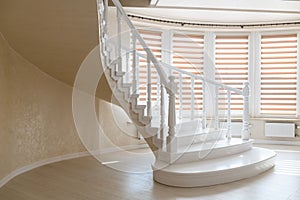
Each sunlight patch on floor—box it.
[275,160,300,176]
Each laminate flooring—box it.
[1,144,300,200]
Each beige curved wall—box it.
[0,32,142,183]
[0,0,150,184]
[0,34,12,179]
[0,33,86,180]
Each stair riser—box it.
[131,104,146,114]
[109,64,124,81]
[117,80,131,92]
[153,154,276,187]
[177,131,226,147]
[158,141,253,164]
[129,111,150,126]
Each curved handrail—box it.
[111,0,169,86]
[105,37,242,95]
[160,62,243,95]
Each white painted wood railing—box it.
[160,62,250,140]
[96,0,250,152]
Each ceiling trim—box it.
[154,6,300,14]
[128,14,300,28]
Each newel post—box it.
[166,76,177,153]
[242,82,250,140]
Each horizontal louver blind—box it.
[172,33,204,111]
[135,29,162,103]
[260,34,298,115]
[215,35,249,111]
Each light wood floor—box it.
[1,145,300,200]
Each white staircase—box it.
[153,147,276,187]
[96,0,276,187]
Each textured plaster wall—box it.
[0,33,141,182]
[72,44,140,152]
[98,99,140,150]
[0,33,86,180]
[0,33,12,179]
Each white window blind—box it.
[260,34,298,116]
[172,33,204,111]
[135,29,162,103]
[215,35,249,112]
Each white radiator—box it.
[265,123,295,138]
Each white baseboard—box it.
[254,139,300,146]
[0,143,148,189]
[95,143,149,154]
[0,151,89,188]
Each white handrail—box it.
[107,40,243,96]
[105,36,242,95]
[160,62,243,95]
[111,0,169,86]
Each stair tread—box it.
[130,94,139,98]
[135,105,146,110]
[153,147,276,174]
[122,83,132,87]
[116,71,125,76]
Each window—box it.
[132,24,299,118]
[172,32,204,113]
[260,34,298,116]
[134,29,162,104]
[215,35,249,112]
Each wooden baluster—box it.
[166,76,177,153]
[98,0,104,15]
[104,0,108,35]
[215,86,219,129]
[132,33,137,94]
[227,90,232,139]
[191,77,195,120]
[98,1,104,54]
[160,84,166,142]
[136,55,140,94]
[157,76,160,107]
[125,52,129,83]
[242,82,250,140]
[99,0,110,66]
[202,81,206,129]
[117,8,122,73]
[179,74,183,119]
[147,54,152,116]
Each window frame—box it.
[214,32,250,115]
[255,30,300,118]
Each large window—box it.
[215,35,249,112]
[260,34,298,116]
[132,26,299,118]
[172,32,204,113]
[135,29,162,103]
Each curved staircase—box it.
[96,0,276,187]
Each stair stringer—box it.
[101,59,160,153]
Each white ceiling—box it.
[125,0,300,24]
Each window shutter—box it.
[172,33,204,111]
[260,34,298,116]
[215,35,249,112]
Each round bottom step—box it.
[152,147,276,187]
